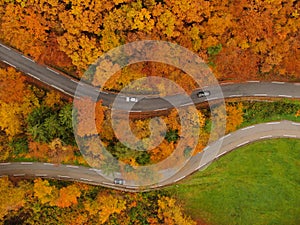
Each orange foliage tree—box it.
[150,139,175,163]
[0,67,27,103]
[55,184,81,208]
[74,98,105,137]
[0,3,48,60]
[0,67,30,139]
[34,178,81,208]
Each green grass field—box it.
[168,139,300,225]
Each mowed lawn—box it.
[168,139,300,225]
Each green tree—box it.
[208,44,222,56]
[27,104,75,144]
[165,129,179,143]
[43,114,61,139]
[136,151,150,165]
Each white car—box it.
[197,90,211,98]
[126,97,138,102]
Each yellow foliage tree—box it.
[57,33,102,72]
[84,194,126,224]
[226,103,244,133]
[130,119,151,139]
[0,132,10,161]
[157,196,196,225]
[156,9,180,38]
[44,90,62,108]
[163,109,180,131]
[0,101,23,139]
[0,177,26,220]
[21,90,40,117]
[33,178,58,205]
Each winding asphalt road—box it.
[0,42,300,113]
[0,42,300,191]
[1,120,299,192]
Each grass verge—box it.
[240,100,300,127]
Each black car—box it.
[113,178,125,185]
[197,90,211,98]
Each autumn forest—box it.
[0,0,300,224]
[0,0,299,81]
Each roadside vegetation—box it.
[0,177,196,224]
[0,66,85,165]
[1,65,300,167]
[240,100,300,126]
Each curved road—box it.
[1,120,299,192]
[0,42,299,191]
[0,42,300,113]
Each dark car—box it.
[197,90,211,98]
[113,178,125,185]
